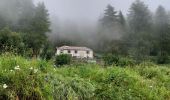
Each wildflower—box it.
[29,67,33,70]
[3,84,8,89]
[10,70,13,72]
[14,65,20,70]
[149,85,153,88]
[34,69,38,73]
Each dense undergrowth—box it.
[0,54,169,100]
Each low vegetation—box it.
[0,53,169,100]
[55,54,71,66]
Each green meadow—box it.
[0,54,169,100]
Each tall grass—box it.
[0,53,169,100]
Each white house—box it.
[56,46,94,59]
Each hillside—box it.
[0,54,169,100]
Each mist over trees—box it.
[0,0,170,63]
[0,0,50,57]
[49,0,170,64]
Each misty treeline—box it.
[0,0,52,59]
[98,0,170,64]
[0,0,170,64]
[100,0,170,64]
[50,0,170,64]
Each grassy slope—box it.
[0,54,169,100]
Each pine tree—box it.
[97,4,121,53]
[127,0,153,62]
[154,6,170,63]
[128,0,152,33]
[101,4,118,27]
[23,2,50,57]
[118,11,126,27]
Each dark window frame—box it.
[60,50,63,54]
[68,50,71,53]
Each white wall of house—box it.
[56,49,93,59]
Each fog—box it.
[33,0,170,48]
[0,0,170,54]
[35,0,170,21]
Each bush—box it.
[118,58,135,67]
[55,54,71,66]
[40,42,55,60]
[103,54,119,66]
[157,52,170,64]
[0,54,52,99]
[0,27,23,54]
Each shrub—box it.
[0,54,52,100]
[157,52,170,64]
[40,42,55,60]
[103,54,119,66]
[0,27,23,54]
[118,58,135,67]
[55,54,71,66]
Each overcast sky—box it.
[34,0,170,21]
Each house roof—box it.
[57,46,92,51]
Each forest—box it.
[0,0,169,99]
[0,0,170,64]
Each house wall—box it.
[56,49,93,59]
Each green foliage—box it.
[118,57,135,67]
[157,51,170,64]
[0,54,52,99]
[57,64,170,100]
[40,42,55,60]
[103,54,135,67]
[0,0,50,57]
[55,54,71,66]
[0,54,169,99]
[22,2,50,57]
[0,27,23,53]
[103,54,119,66]
[52,75,95,100]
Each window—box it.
[68,50,71,53]
[60,50,63,54]
[87,51,90,54]
[75,50,77,54]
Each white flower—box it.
[149,85,153,88]
[34,69,38,73]
[3,84,8,89]
[14,65,20,70]
[29,67,33,70]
